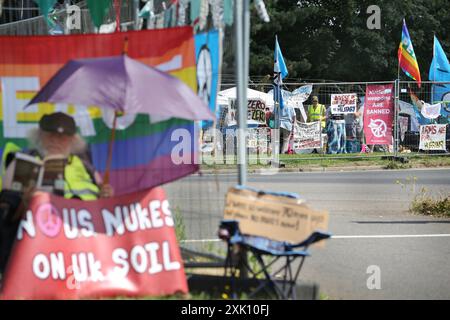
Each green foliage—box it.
[173,206,186,242]
[410,189,450,217]
[223,0,450,82]
[384,161,411,170]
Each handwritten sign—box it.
[229,99,267,125]
[293,121,322,151]
[419,124,447,151]
[0,188,187,300]
[224,188,329,245]
[331,93,357,115]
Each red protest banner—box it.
[0,188,188,300]
[363,84,394,145]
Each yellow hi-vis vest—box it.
[0,142,22,191]
[64,155,100,201]
[308,104,326,128]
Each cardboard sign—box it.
[419,124,447,151]
[224,188,329,246]
[331,94,357,115]
[0,188,187,300]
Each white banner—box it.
[293,121,322,151]
[331,93,358,115]
[247,128,270,153]
[419,124,447,151]
[228,98,267,126]
[421,103,442,120]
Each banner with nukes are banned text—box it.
[0,188,187,300]
[363,84,394,145]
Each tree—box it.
[222,0,450,83]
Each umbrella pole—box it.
[103,37,127,186]
[104,111,118,185]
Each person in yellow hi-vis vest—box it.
[307,96,326,130]
[0,112,114,275]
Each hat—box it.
[39,112,76,135]
[312,96,319,102]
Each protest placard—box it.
[224,188,329,246]
[364,84,394,145]
[229,98,267,125]
[293,121,322,151]
[419,124,447,151]
[331,93,358,114]
[0,188,187,300]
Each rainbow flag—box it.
[398,19,422,87]
[0,27,199,196]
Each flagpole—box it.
[396,56,400,158]
[272,35,282,167]
[431,35,435,103]
[235,0,249,186]
[395,20,403,158]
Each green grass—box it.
[173,206,186,242]
[410,190,450,217]
[201,153,450,171]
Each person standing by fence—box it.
[279,104,296,154]
[345,98,363,153]
[308,96,326,131]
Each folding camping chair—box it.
[218,187,331,300]
[218,220,330,300]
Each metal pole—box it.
[235,0,249,186]
[244,0,250,87]
[134,0,140,30]
[64,0,70,35]
[394,79,400,157]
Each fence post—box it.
[234,0,250,280]
[394,79,400,157]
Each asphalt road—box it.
[165,169,450,300]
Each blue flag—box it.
[274,36,288,109]
[429,36,450,122]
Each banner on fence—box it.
[419,124,447,151]
[229,98,267,125]
[330,93,357,115]
[195,29,221,129]
[421,103,442,120]
[398,115,410,142]
[293,122,322,151]
[0,28,199,196]
[0,188,187,300]
[247,128,270,152]
[363,84,394,145]
[224,187,329,246]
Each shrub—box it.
[410,190,450,217]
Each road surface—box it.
[165,168,450,300]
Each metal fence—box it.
[202,81,450,169]
[0,0,137,35]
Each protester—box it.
[265,107,274,128]
[279,104,296,154]
[307,96,326,131]
[344,99,363,153]
[0,112,114,275]
[326,106,347,154]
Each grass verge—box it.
[201,153,450,171]
[410,189,450,217]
